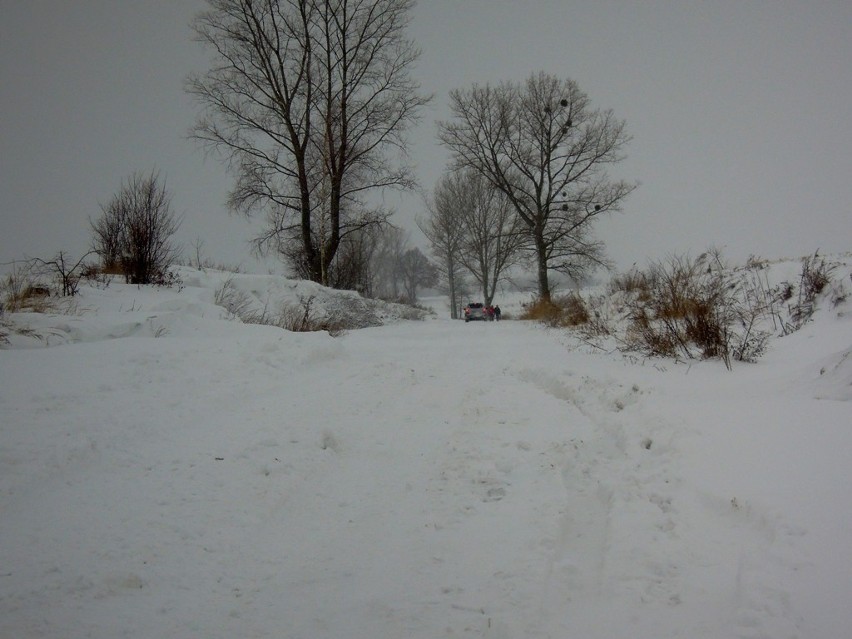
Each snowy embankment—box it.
[1,262,850,638]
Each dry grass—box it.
[788,252,838,329]
[609,268,650,299]
[521,293,589,328]
[605,249,846,367]
[1,265,56,313]
[213,281,347,336]
[622,251,736,366]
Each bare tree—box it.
[397,246,437,303]
[187,0,429,287]
[90,200,124,273]
[367,225,409,301]
[421,170,522,310]
[418,178,466,318]
[91,171,181,285]
[322,221,394,294]
[30,251,96,297]
[454,170,523,305]
[438,72,635,302]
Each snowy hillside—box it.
[1,259,851,638]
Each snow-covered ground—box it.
[1,262,850,638]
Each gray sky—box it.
[2,1,851,274]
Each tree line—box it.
[82,0,633,309]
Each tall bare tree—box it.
[422,170,522,308]
[438,72,635,302]
[454,170,523,306]
[368,225,409,301]
[187,0,429,286]
[396,246,438,303]
[418,176,467,318]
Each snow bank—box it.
[1,266,430,348]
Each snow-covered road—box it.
[2,277,850,638]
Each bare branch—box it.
[187,0,429,286]
[438,72,636,301]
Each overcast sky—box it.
[2,0,851,274]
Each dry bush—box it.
[91,171,181,285]
[31,251,97,297]
[215,286,346,336]
[800,252,834,297]
[520,297,558,324]
[578,250,843,368]
[521,293,589,328]
[2,264,32,312]
[623,251,738,367]
[213,278,254,319]
[625,309,678,358]
[788,252,837,329]
[559,294,590,326]
[728,268,776,362]
[579,295,614,338]
[609,268,650,299]
[270,296,347,335]
[1,265,46,344]
[1,263,55,313]
[620,249,846,367]
[277,296,319,332]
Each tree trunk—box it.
[447,254,458,319]
[534,230,551,303]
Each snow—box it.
[1,262,851,638]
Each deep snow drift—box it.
[1,261,850,638]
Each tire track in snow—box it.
[514,363,810,638]
[513,368,622,629]
[514,366,690,634]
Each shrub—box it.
[1,262,54,313]
[730,330,770,363]
[213,284,346,335]
[521,293,589,328]
[277,296,331,333]
[609,268,650,299]
[618,249,847,367]
[30,251,96,297]
[800,252,834,297]
[578,295,614,338]
[214,278,254,320]
[559,294,590,326]
[623,250,739,367]
[788,252,837,329]
[91,171,181,285]
[557,249,845,368]
[520,297,556,324]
